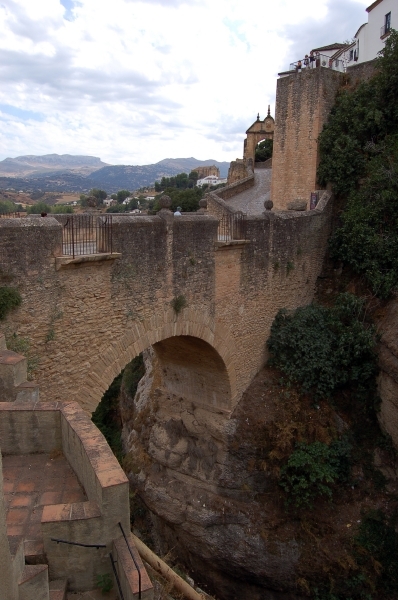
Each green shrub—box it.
[96,573,113,593]
[171,295,187,314]
[280,438,351,508]
[267,294,377,400]
[0,287,22,320]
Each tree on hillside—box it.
[155,171,198,192]
[27,202,52,214]
[154,187,203,212]
[90,188,107,202]
[0,200,19,214]
[116,190,130,204]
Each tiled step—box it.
[19,564,49,600]
[49,579,68,600]
[24,538,46,565]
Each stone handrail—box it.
[205,174,256,220]
[213,173,255,201]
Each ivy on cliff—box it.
[317,30,398,298]
[267,294,377,401]
[279,438,352,508]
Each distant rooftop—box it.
[311,43,349,52]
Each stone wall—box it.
[270,68,343,210]
[347,59,377,85]
[0,451,19,600]
[0,201,332,415]
[227,159,251,185]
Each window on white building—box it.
[385,12,391,33]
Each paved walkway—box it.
[225,168,272,215]
[3,453,86,550]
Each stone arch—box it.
[243,108,275,165]
[77,307,238,414]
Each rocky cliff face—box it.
[120,341,398,600]
[377,295,398,450]
[121,350,304,600]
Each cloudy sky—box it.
[0,0,370,165]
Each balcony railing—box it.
[289,53,345,73]
[380,24,391,38]
[217,212,247,242]
[61,214,113,258]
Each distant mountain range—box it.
[0,154,230,194]
[0,154,109,177]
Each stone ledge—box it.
[42,500,101,523]
[55,253,121,270]
[0,350,26,365]
[215,240,250,250]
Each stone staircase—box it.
[0,332,67,600]
[1,331,152,600]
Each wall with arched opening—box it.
[76,307,238,414]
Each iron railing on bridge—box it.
[62,214,113,258]
[217,212,247,242]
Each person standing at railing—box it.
[296,59,302,71]
[309,50,315,67]
[316,51,320,67]
[304,55,309,67]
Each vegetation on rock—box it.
[280,438,351,508]
[317,30,398,299]
[267,293,377,401]
[0,286,22,320]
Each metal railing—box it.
[118,522,142,599]
[62,214,113,258]
[110,552,125,600]
[380,24,391,38]
[217,211,247,242]
[289,53,345,73]
[51,537,106,549]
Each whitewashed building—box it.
[197,176,227,187]
[354,0,395,64]
[281,0,395,76]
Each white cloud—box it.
[0,0,370,165]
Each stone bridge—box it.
[0,195,331,417]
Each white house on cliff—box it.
[354,0,395,64]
